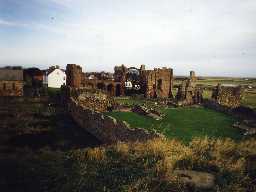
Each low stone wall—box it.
[204,99,256,121]
[61,86,116,112]
[68,97,163,144]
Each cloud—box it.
[0,19,28,27]
[0,0,256,77]
[47,0,76,8]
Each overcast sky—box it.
[0,0,255,77]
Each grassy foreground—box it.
[2,138,255,192]
[107,107,241,143]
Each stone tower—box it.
[190,71,196,82]
[66,64,83,88]
[141,67,173,98]
[140,64,146,71]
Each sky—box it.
[0,0,255,77]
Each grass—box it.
[106,107,242,143]
[114,96,156,107]
[47,87,61,98]
[1,91,255,191]
[2,138,255,192]
[196,77,256,87]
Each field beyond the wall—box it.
[173,77,256,109]
[197,77,256,109]
[107,106,242,143]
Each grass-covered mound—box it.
[107,107,241,142]
[2,138,255,192]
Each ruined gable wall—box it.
[175,79,203,106]
[142,68,173,98]
[68,97,162,144]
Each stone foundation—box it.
[67,97,162,144]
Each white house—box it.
[47,68,66,88]
[125,81,133,89]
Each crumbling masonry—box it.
[140,67,174,98]
[66,64,83,88]
[66,64,174,99]
[175,79,203,106]
[212,84,243,108]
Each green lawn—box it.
[106,107,242,143]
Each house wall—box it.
[0,81,23,96]
[48,69,66,88]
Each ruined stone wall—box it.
[0,81,23,96]
[141,68,173,98]
[66,64,83,88]
[62,86,115,112]
[204,99,256,121]
[212,84,242,108]
[67,97,162,144]
[175,79,203,106]
[77,91,114,112]
[83,79,120,97]
[113,65,127,96]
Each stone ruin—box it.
[175,79,203,106]
[66,64,83,88]
[190,70,197,82]
[211,84,243,108]
[77,90,114,112]
[66,64,123,97]
[0,67,24,96]
[62,86,162,144]
[131,105,163,120]
[233,120,256,136]
[63,86,114,112]
[65,65,245,110]
[140,67,174,99]
[65,63,174,99]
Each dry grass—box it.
[63,137,256,192]
[2,137,256,192]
